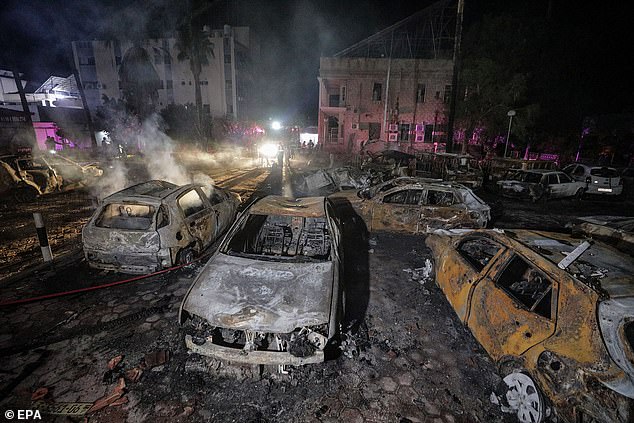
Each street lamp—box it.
[271,121,282,130]
[504,110,516,158]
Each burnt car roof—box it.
[498,230,633,298]
[104,180,180,202]
[249,196,325,218]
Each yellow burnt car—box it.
[426,229,634,423]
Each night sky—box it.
[1,0,633,127]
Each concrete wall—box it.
[318,57,453,154]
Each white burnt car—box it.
[82,180,240,274]
[179,196,344,366]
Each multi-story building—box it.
[72,25,255,120]
[318,0,457,154]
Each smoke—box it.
[136,114,190,185]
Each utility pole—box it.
[446,0,464,154]
[382,32,394,143]
[11,67,37,146]
[68,42,97,148]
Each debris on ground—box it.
[143,350,170,369]
[87,377,126,414]
[125,367,143,383]
[108,354,123,370]
[31,387,49,401]
[403,259,434,285]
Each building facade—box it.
[72,25,255,120]
[317,0,457,154]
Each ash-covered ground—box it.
[1,151,632,422]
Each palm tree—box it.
[175,2,215,136]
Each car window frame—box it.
[493,252,557,321]
[456,236,505,273]
[177,188,208,218]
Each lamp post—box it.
[504,110,516,158]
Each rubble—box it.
[87,377,126,414]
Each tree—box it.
[455,14,543,155]
[175,0,215,138]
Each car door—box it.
[545,173,564,198]
[420,188,468,230]
[556,172,580,197]
[371,188,423,233]
[437,236,506,321]
[177,188,216,249]
[466,251,557,360]
[207,188,233,237]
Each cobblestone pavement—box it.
[0,232,511,422]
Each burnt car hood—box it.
[181,253,334,333]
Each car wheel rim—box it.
[502,373,544,423]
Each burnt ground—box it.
[0,153,632,422]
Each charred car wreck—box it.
[497,169,585,202]
[330,177,490,233]
[180,196,344,366]
[0,153,62,202]
[426,229,634,423]
[82,180,240,274]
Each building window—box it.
[181,81,186,85]
[341,86,346,103]
[224,54,231,64]
[416,84,426,103]
[102,83,107,89]
[399,123,410,142]
[227,104,233,113]
[115,56,122,65]
[154,51,162,64]
[435,90,441,100]
[225,80,233,93]
[203,104,210,114]
[166,80,173,89]
[88,57,95,65]
[444,85,452,104]
[372,83,382,101]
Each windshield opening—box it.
[95,203,156,230]
[224,214,331,262]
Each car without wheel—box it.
[82,180,240,274]
[426,229,634,423]
[179,195,344,366]
[329,177,490,233]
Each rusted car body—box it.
[0,154,62,201]
[426,229,634,422]
[82,180,240,274]
[179,196,343,366]
[497,170,585,202]
[329,177,490,233]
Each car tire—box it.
[176,246,195,265]
[574,188,585,201]
[496,371,547,423]
[13,186,39,203]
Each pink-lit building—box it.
[317,1,458,154]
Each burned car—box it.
[497,169,585,202]
[0,153,62,202]
[330,177,490,233]
[179,196,344,366]
[426,229,634,423]
[82,180,240,274]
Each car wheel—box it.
[176,246,195,265]
[13,186,38,203]
[574,188,585,201]
[500,372,546,423]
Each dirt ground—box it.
[0,152,632,422]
